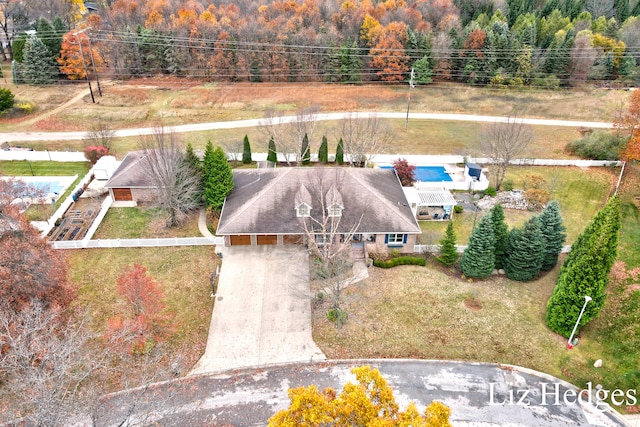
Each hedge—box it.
[373,256,426,268]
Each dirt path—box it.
[19,88,91,127]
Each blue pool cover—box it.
[382,166,452,182]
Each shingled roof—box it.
[104,151,155,189]
[217,168,421,235]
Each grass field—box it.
[93,207,202,239]
[68,246,219,372]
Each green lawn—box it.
[93,207,202,239]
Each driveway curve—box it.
[190,245,325,375]
[2,112,613,143]
[95,360,630,426]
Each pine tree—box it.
[504,217,544,281]
[460,214,496,279]
[202,142,234,211]
[267,137,277,163]
[23,35,58,85]
[318,136,328,163]
[301,133,310,165]
[413,56,433,84]
[37,18,60,59]
[184,142,202,176]
[336,138,344,165]
[242,135,252,164]
[438,221,459,266]
[546,197,621,337]
[490,204,509,270]
[538,200,566,271]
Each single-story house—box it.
[403,186,457,221]
[217,167,421,254]
[104,151,157,202]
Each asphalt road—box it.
[93,360,630,427]
[2,112,613,142]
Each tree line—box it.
[6,0,640,87]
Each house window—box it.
[386,234,406,245]
[327,205,342,217]
[296,203,310,217]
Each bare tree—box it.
[0,301,101,426]
[259,106,319,166]
[480,115,533,191]
[335,113,392,167]
[221,139,244,165]
[84,119,116,151]
[138,126,203,227]
[299,170,363,326]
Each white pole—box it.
[567,295,592,349]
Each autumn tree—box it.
[84,119,115,150]
[616,89,640,161]
[138,126,203,227]
[203,141,234,211]
[370,22,410,82]
[269,365,451,426]
[392,158,416,186]
[480,115,534,190]
[107,263,175,355]
[58,31,103,80]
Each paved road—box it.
[189,245,325,375]
[94,360,631,426]
[1,112,613,142]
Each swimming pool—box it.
[382,166,452,182]
[3,176,77,200]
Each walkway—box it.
[94,360,631,426]
[190,246,325,375]
[2,112,614,143]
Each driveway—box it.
[190,245,325,374]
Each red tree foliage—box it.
[619,90,640,162]
[392,158,416,186]
[0,183,73,311]
[107,263,175,354]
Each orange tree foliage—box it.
[107,263,175,354]
[618,90,640,162]
[370,21,409,82]
[268,365,452,426]
[0,183,73,311]
[58,32,104,80]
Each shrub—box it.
[84,145,109,164]
[0,88,15,112]
[502,179,514,191]
[524,188,550,210]
[373,256,426,268]
[454,205,464,214]
[565,131,627,160]
[327,308,347,327]
[484,187,497,197]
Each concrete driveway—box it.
[191,245,325,374]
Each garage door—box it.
[283,235,302,245]
[257,235,277,245]
[230,235,251,246]
[112,188,133,201]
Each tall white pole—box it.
[567,295,592,349]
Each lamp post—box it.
[567,295,592,350]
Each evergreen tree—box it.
[202,142,234,211]
[242,134,252,164]
[490,204,509,269]
[460,214,496,279]
[413,56,433,84]
[616,0,630,24]
[184,142,202,176]
[318,135,328,163]
[12,33,28,62]
[438,221,459,266]
[504,217,544,281]
[336,138,344,165]
[22,35,58,85]
[301,133,310,165]
[546,197,621,337]
[267,137,277,163]
[538,200,566,271]
[37,18,59,59]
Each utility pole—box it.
[405,67,415,130]
[73,29,95,103]
[85,36,102,97]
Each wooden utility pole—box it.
[405,67,415,130]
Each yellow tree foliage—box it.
[66,0,86,24]
[268,365,452,427]
[591,34,626,68]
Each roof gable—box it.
[105,151,155,188]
